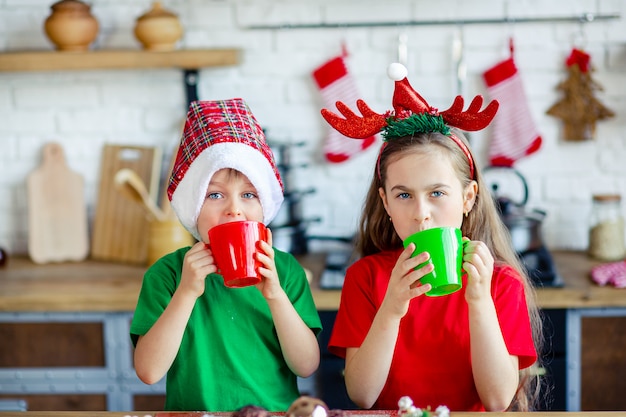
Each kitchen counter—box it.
[0,254,330,312]
[0,251,623,312]
[0,251,624,412]
[313,250,626,310]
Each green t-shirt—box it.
[130,246,322,412]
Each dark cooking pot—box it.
[499,199,546,253]
[483,166,547,253]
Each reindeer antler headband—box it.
[321,63,499,180]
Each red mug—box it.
[208,221,268,288]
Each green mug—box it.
[402,226,464,296]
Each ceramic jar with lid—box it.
[147,219,194,266]
[134,2,183,51]
[588,194,626,261]
[44,0,99,51]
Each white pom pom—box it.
[398,396,413,410]
[435,406,450,417]
[311,405,327,417]
[387,63,408,81]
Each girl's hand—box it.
[461,238,495,303]
[379,243,433,318]
[179,241,217,299]
[255,229,284,300]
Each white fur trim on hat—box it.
[170,142,284,241]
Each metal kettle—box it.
[483,166,547,253]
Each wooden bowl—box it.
[44,0,99,51]
[134,2,183,51]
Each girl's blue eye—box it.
[431,190,444,197]
[397,192,410,199]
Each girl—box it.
[323,64,542,412]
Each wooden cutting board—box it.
[91,144,162,264]
[27,142,89,264]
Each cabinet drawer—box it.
[0,322,103,367]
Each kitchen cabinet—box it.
[315,311,356,410]
[0,260,164,411]
[538,309,567,411]
[0,311,164,411]
[0,252,625,411]
[576,312,626,410]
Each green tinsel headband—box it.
[381,113,451,141]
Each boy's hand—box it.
[255,229,284,299]
[179,241,217,298]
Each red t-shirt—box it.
[328,249,537,411]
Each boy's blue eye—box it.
[207,192,222,200]
[242,192,257,199]
[431,190,444,197]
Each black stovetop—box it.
[519,245,563,288]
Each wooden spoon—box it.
[160,144,179,219]
[114,168,166,222]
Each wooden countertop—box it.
[0,251,624,312]
[534,251,626,309]
[0,411,623,417]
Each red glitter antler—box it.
[320,99,387,139]
[390,74,498,130]
[440,95,499,131]
[320,63,499,138]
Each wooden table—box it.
[0,411,624,417]
[0,252,625,412]
[0,410,626,417]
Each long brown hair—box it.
[356,130,544,411]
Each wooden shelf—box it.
[0,48,239,72]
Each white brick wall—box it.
[1,0,625,256]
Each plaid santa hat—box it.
[167,98,284,241]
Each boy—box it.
[130,99,321,411]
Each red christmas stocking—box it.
[482,40,542,167]
[312,53,376,163]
